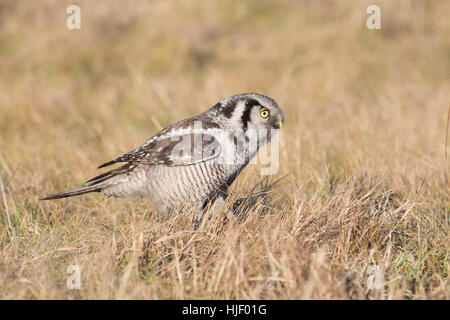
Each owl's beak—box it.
[273,113,284,129]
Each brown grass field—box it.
[0,0,448,299]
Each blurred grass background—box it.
[0,0,448,299]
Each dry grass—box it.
[0,0,448,299]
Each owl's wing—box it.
[98,133,221,168]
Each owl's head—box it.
[210,93,285,132]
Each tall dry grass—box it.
[0,0,448,299]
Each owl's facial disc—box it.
[248,102,284,132]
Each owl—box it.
[40,93,285,226]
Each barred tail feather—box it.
[39,184,102,200]
[39,162,136,201]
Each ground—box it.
[0,0,448,299]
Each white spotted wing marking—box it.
[99,132,221,167]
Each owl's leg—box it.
[209,194,226,216]
[194,192,231,229]
[194,203,207,230]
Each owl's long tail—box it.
[39,162,134,200]
[39,184,103,200]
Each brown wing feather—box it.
[87,162,137,185]
[98,133,221,168]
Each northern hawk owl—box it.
[40,93,285,226]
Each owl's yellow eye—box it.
[260,109,270,118]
